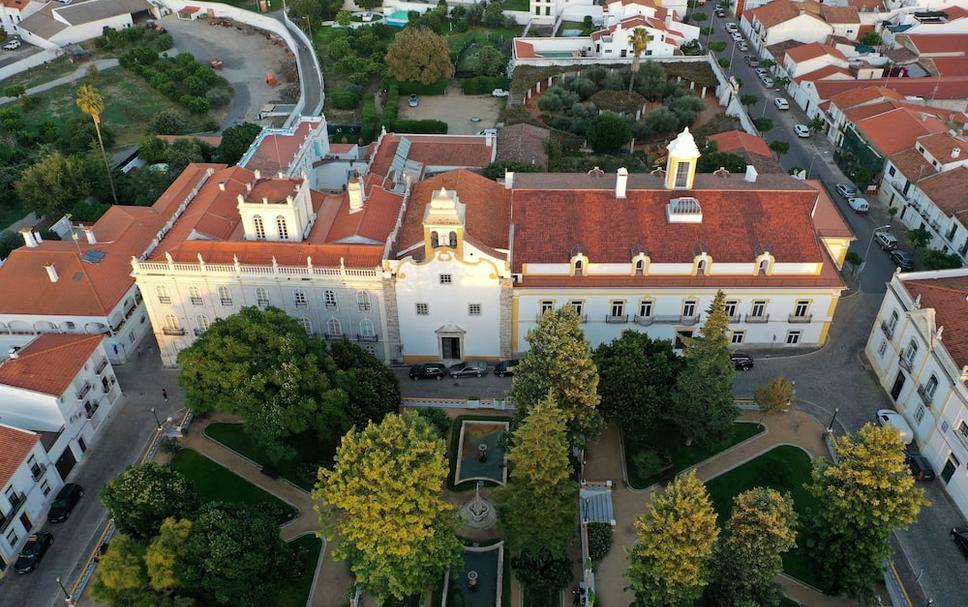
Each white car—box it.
[847,197,870,213]
[2,40,21,51]
[876,409,914,445]
[738,42,749,52]
[491,89,509,97]
[835,183,857,198]
[875,231,898,251]
[794,124,810,138]
[762,77,774,88]
[731,31,743,41]
[725,22,738,32]
[773,98,789,110]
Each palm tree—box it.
[76,83,117,204]
[628,28,654,94]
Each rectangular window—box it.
[157,286,171,305]
[878,339,888,359]
[218,287,232,306]
[682,299,697,318]
[324,290,338,309]
[888,310,899,332]
[568,300,584,317]
[40,480,51,497]
[751,300,766,318]
[189,286,202,306]
[794,300,809,318]
[638,300,653,317]
[724,300,738,318]
[786,330,801,345]
[439,274,453,285]
[300,318,312,335]
[610,300,625,317]
[256,288,269,308]
[468,304,481,316]
[6,529,17,546]
[889,165,896,177]
[905,339,919,363]
[416,303,429,316]
[540,300,554,315]
[294,290,307,308]
[675,161,690,188]
[915,404,926,424]
[731,331,745,344]
[959,421,968,441]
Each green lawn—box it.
[704,445,822,589]
[624,421,764,489]
[168,448,298,523]
[272,534,323,607]
[447,26,523,54]
[1,56,81,91]
[204,422,337,491]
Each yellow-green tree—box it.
[628,28,654,93]
[754,375,794,414]
[385,27,455,85]
[146,517,193,592]
[92,535,149,603]
[313,412,462,601]
[76,83,117,203]
[626,471,719,606]
[808,423,928,601]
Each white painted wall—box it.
[0,438,62,569]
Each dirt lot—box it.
[397,85,503,134]
[161,15,293,127]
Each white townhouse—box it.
[865,269,968,519]
[0,0,41,32]
[0,424,61,577]
[741,0,833,54]
[0,335,122,482]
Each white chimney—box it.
[953,147,961,159]
[254,169,261,179]
[20,227,37,248]
[44,263,58,283]
[504,171,515,189]
[348,178,366,212]
[34,232,42,243]
[84,227,96,245]
[744,165,758,183]
[218,181,226,191]
[616,167,629,199]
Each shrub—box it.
[205,87,232,108]
[587,522,613,562]
[631,448,666,480]
[181,96,210,115]
[753,117,773,132]
[331,90,362,110]
[922,249,963,270]
[586,112,631,153]
[603,70,626,90]
[565,76,596,100]
[392,119,448,134]
[459,76,510,95]
[383,82,399,129]
[415,408,451,439]
[361,98,379,142]
[538,93,563,112]
[159,437,182,455]
[396,79,448,95]
[482,160,543,180]
[755,376,794,414]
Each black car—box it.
[14,532,53,574]
[409,362,448,380]
[48,483,84,523]
[952,528,968,559]
[730,352,754,371]
[890,250,915,271]
[448,361,489,378]
[494,359,519,377]
[905,454,935,481]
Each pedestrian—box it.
[161,388,168,403]
[572,589,580,606]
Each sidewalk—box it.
[0,59,120,105]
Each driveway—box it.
[395,367,512,399]
[0,334,183,607]
[397,85,502,134]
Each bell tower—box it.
[423,187,466,260]
[665,127,701,190]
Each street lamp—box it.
[806,148,828,178]
[56,577,75,605]
[857,224,893,275]
[150,407,162,430]
[826,407,839,433]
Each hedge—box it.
[396,79,449,95]
[330,91,362,110]
[361,98,380,143]
[392,119,448,134]
[459,76,510,95]
[382,82,400,130]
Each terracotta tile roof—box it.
[786,42,848,63]
[514,39,539,59]
[328,143,358,155]
[843,100,901,123]
[0,335,103,396]
[1,0,30,9]
[917,166,968,216]
[916,132,968,163]
[888,147,937,180]
[0,164,219,316]
[394,170,510,258]
[820,5,859,23]
[746,0,800,28]
[815,77,968,101]
[903,274,968,379]
[607,0,668,20]
[929,56,968,77]
[905,34,968,55]
[244,177,303,203]
[846,0,881,11]
[591,15,683,41]
[496,124,550,169]
[0,424,39,489]
[242,119,318,175]
[794,64,853,84]
[324,176,404,245]
[369,134,495,179]
[163,239,385,269]
[806,179,854,239]
[708,130,772,158]
[509,173,831,272]
[829,85,904,111]
[853,107,948,156]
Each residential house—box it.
[13,0,157,49]
[0,0,41,33]
[741,0,833,53]
[706,130,784,173]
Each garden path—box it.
[584,408,857,607]
[0,59,120,105]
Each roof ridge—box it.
[16,334,102,361]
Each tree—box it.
[119,165,172,206]
[586,111,632,153]
[739,93,759,109]
[92,534,151,605]
[769,140,790,155]
[497,396,577,564]
[15,151,92,217]
[626,471,719,606]
[76,83,118,204]
[754,375,794,414]
[511,307,603,448]
[385,27,454,85]
[177,307,348,463]
[698,140,747,174]
[860,31,883,46]
[807,423,928,601]
[139,136,170,164]
[336,10,352,26]
[807,116,825,132]
[314,412,462,601]
[922,249,962,270]
[594,331,680,433]
[329,339,401,428]
[907,227,931,254]
[635,61,667,101]
[215,122,262,165]
[475,45,506,77]
[165,138,207,178]
[708,488,798,607]
[708,41,726,53]
[628,28,654,93]
[100,463,200,541]
[150,109,191,135]
[669,291,738,447]
[3,84,26,101]
[753,117,773,132]
[145,517,193,592]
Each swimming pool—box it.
[386,9,409,27]
[538,51,576,58]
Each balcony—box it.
[294,302,308,309]
[75,383,91,400]
[158,296,172,304]
[324,302,338,309]
[30,464,47,481]
[899,356,913,372]
[85,401,99,419]
[880,320,895,339]
[745,314,770,323]
[356,333,379,342]
[324,331,345,340]
[788,314,813,323]
[220,298,233,307]
[727,314,741,323]
[0,492,26,533]
[917,384,934,407]
[680,315,701,326]
[190,297,203,306]
[163,327,186,336]
[95,358,108,374]
[633,315,654,326]
[605,314,629,324]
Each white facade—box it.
[865,270,968,519]
[0,0,41,33]
[743,12,832,52]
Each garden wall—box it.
[708,54,758,137]
[0,48,63,82]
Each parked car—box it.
[48,483,84,523]
[834,183,857,198]
[731,31,743,41]
[2,39,21,51]
[448,361,489,378]
[875,231,899,251]
[906,453,935,481]
[847,197,870,213]
[890,249,915,271]
[408,362,447,380]
[773,97,789,110]
[738,42,749,51]
[725,22,738,32]
[14,532,53,574]
[715,8,726,17]
[794,124,810,138]
[875,409,914,445]
[762,77,775,88]
[730,352,754,370]
[952,528,968,558]
[408,94,419,107]
[491,89,509,97]
[493,359,519,377]
[744,55,760,67]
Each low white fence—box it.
[0,48,63,83]
[283,9,323,116]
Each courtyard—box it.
[397,85,503,135]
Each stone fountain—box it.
[459,481,497,530]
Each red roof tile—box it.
[854,107,948,156]
[916,132,968,163]
[786,42,848,63]
[369,134,495,179]
[163,239,385,269]
[930,56,968,77]
[591,15,684,41]
[243,119,320,175]
[0,335,103,396]
[244,177,303,203]
[816,77,968,101]
[917,166,968,216]
[820,5,859,23]
[888,147,937,180]
[794,64,853,83]
[325,176,404,244]
[514,39,539,59]
[829,86,904,111]
[904,274,968,379]
[708,130,773,157]
[746,0,800,28]
[905,34,968,55]
[807,179,853,239]
[0,424,39,489]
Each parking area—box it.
[394,366,512,399]
[397,85,503,134]
[0,38,45,70]
[160,15,294,127]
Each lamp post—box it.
[150,407,162,430]
[857,224,893,276]
[56,577,75,605]
[826,407,839,433]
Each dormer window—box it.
[574,259,584,276]
[448,231,458,248]
[635,258,645,275]
[431,231,440,248]
[667,197,703,223]
[755,252,774,276]
[696,255,709,276]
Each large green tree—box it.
[215,122,262,165]
[101,463,200,541]
[329,340,401,429]
[708,488,798,607]
[586,111,632,153]
[314,412,462,600]
[385,27,455,85]
[594,331,681,433]
[626,471,719,606]
[511,306,603,448]
[668,291,738,446]
[177,306,348,463]
[807,423,928,601]
[15,151,92,217]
